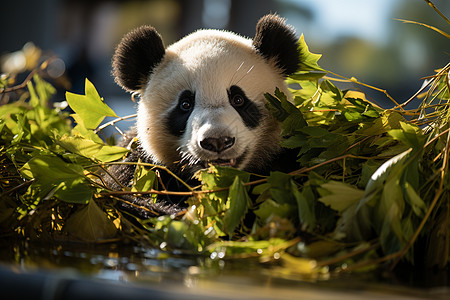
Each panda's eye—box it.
[230,94,245,107]
[180,99,192,111]
[177,90,195,112]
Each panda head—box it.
[112,14,300,173]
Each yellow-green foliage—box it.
[1,10,449,273]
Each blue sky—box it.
[280,0,401,45]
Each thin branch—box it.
[325,71,403,110]
[395,18,450,39]
[0,179,34,197]
[94,114,137,134]
[289,154,373,176]
[0,69,38,94]
[0,57,56,94]
[102,189,194,197]
[87,161,194,191]
[425,0,450,24]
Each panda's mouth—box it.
[202,151,247,169]
[207,158,237,167]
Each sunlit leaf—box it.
[58,135,128,163]
[66,78,117,129]
[20,155,92,204]
[296,34,325,72]
[131,164,156,192]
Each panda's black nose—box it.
[200,136,235,153]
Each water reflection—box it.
[0,239,449,299]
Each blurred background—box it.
[1,0,449,111]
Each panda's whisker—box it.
[234,64,255,86]
[178,148,201,167]
[229,61,245,87]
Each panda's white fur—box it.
[112,14,300,177]
[137,29,289,171]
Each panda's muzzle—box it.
[198,136,242,167]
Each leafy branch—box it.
[1,0,449,276]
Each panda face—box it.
[113,14,300,173]
[136,30,287,172]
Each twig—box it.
[87,161,194,191]
[0,179,34,197]
[0,69,38,94]
[112,196,162,216]
[395,18,450,39]
[325,71,403,110]
[425,0,450,24]
[289,154,372,176]
[0,57,56,94]
[102,189,194,197]
[94,114,137,134]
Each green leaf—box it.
[322,80,343,102]
[288,71,326,82]
[293,184,316,232]
[296,34,325,72]
[20,155,92,204]
[223,176,250,235]
[358,160,383,188]
[389,122,424,149]
[166,220,189,248]
[265,93,290,121]
[199,165,250,190]
[131,164,156,192]
[54,178,94,203]
[280,134,307,149]
[318,181,365,212]
[404,182,426,217]
[295,80,320,102]
[33,74,56,107]
[254,199,293,220]
[58,135,128,163]
[58,135,102,157]
[65,200,117,241]
[66,79,117,129]
[94,144,129,162]
[266,88,307,135]
[268,171,296,205]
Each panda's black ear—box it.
[253,14,299,76]
[112,25,165,92]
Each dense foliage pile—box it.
[1,17,449,277]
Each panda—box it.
[109,14,300,217]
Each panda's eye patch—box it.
[178,90,195,112]
[167,90,195,137]
[227,85,262,129]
